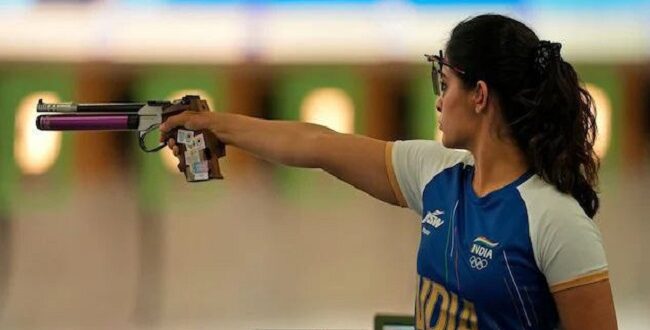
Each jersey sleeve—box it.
[385,140,472,215]
[520,177,609,293]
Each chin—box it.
[440,134,452,148]
[441,135,462,149]
[441,141,455,149]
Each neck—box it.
[468,130,529,197]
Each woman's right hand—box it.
[160,111,218,171]
[160,111,226,177]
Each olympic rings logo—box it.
[469,256,489,270]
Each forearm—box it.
[212,112,333,168]
[162,110,398,204]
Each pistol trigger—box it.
[139,125,166,152]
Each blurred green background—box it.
[0,1,648,329]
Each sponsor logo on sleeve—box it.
[421,209,445,235]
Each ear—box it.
[473,80,489,114]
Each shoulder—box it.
[390,140,474,172]
[516,175,589,224]
[387,140,473,214]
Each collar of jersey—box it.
[466,167,535,205]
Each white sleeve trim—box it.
[518,176,608,288]
[391,140,472,215]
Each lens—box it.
[425,52,443,96]
[431,63,442,96]
[431,66,437,96]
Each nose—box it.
[435,96,442,113]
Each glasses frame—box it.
[424,50,467,96]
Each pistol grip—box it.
[166,127,226,182]
[162,96,226,182]
[204,130,226,180]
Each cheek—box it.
[440,92,475,136]
[440,91,465,122]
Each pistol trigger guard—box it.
[139,124,166,153]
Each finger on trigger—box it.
[160,112,187,132]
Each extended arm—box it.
[160,111,399,205]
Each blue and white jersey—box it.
[385,140,609,330]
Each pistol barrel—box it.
[36,114,140,131]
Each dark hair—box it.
[446,14,600,218]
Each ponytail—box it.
[510,44,600,218]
